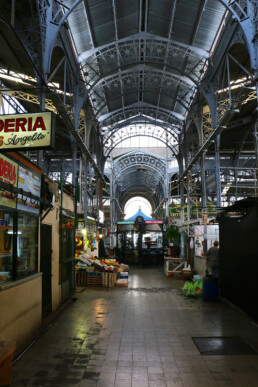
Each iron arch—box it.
[104,134,178,158]
[99,103,184,128]
[94,90,191,117]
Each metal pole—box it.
[179,145,185,258]
[38,84,46,172]
[200,151,207,255]
[96,176,99,230]
[201,151,207,209]
[71,137,77,188]
[255,120,258,195]
[215,134,221,208]
[84,160,88,229]
[110,167,114,247]
[72,170,79,292]
[11,0,15,27]
[60,157,64,280]
[79,157,82,212]
[165,159,169,221]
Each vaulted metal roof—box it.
[68,0,226,145]
[66,0,227,206]
[112,150,167,206]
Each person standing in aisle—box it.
[206,240,220,278]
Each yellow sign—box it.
[0,153,18,208]
[0,112,54,150]
[202,210,208,225]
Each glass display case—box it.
[17,214,38,279]
[0,211,14,282]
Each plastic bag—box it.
[183,281,190,296]
[186,282,196,297]
[194,279,202,296]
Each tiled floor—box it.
[9,267,258,387]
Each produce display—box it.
[75,253,129,272]
[75,252,129,287]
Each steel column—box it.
[215,134,222,209]
[84,159,89,229]
[178,144,185,258]
[200,151,207,209]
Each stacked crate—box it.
[76,270,87,286]
[87,272,102,287]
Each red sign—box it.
[0,153,18,208]
[145,220,163,224]
[0,156,17,184]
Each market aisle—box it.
[9,267,258,387]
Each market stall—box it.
[116,209,164,265]
[75,253,129,287]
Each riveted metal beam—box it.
[78,32,210,63]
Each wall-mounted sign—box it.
[145,220,163,224]
[0,112,54,150]
[0,153,18,208]
[201,210,208,225]
[17,166,41,214]
[117,221,134,224]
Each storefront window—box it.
[17,214,38,279]
[60,216,75,285]
[0,211,14,282]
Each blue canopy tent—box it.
[125,209,155,222]
[116,209,164,265]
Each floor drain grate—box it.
[192,336,256,356]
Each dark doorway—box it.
[40,224,52,318]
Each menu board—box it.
[17,166,41,214]
[0,153,18,208]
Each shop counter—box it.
[164,257,188,276]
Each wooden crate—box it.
[102,272,109,287]
[87,272,102,287]
[0,341,16,386]
[76,270,87,286]
[109,272,117,287]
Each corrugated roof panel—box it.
[194,1,226,50]
[172,0,202,45]
[148,0,173,37]
[117,0,139,38]
[117,14,139,39]
[172,0,226,49]
[108,98,124,112]
[86,0,115,46]
[67,1,93,54]
[124,93,138,106]
[143,91,159,106]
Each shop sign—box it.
[117,224,135,232]
[117,221,134,224]
[0,112,54,150]
[62,217,75,229]
[0,153,18,208]
[17,166,41,214]
[145,220,163,224]
[169,202,217,218]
